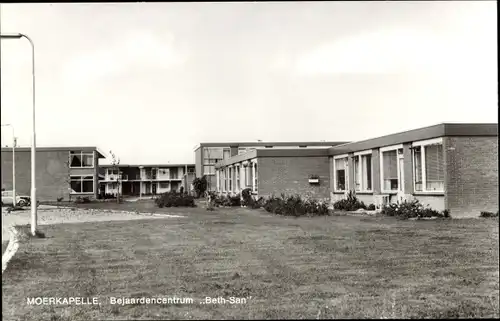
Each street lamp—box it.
[0,33,37,236]
[1,124,17,206]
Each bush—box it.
[155,191,196,208]
[480,211,499,218]
[192,176,208,198]
[381,199,449,220]
[74,196,91,204]
[263,194,329,217]
[241,188,253,206]
[57,197,64,202]
[367,203,376,211]
[332,191,366,211]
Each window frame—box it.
[69,151,95,168]
[235,165,240,191]
[333,154,349,193]
[70,175,95,194]
[379,144,403,194]
[412,138,444,193]
[353,150,373,193]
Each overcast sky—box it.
[0,1,497,165]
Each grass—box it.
[2,207,499,320]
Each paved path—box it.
[1,205,179,240]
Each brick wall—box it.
[445,136,498,217]
[258,156,330,200]
[1,150,70,201]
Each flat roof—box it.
[328,123,498,155]
[100,164,195,168]
[215,148,330,168]
[1,146,107,158]
[194,141,349,151]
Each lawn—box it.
[2,207,499,320]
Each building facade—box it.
[329,123,498,217]
[215,149,332,201]
[194,141,348,191]
[1,146,106,201]
[99,164,195,197]
[214,123,498,218]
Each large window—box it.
[381,149,399,192]
[203,165,215,175]
[70,175,94,194]
[228,167,233,192]
[70,151,94,168]
[235,166,240,191]
[354,151,373,192]
[333,156,348,191]
[413,138,444,192]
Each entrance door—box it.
[152,183,157,195]
[397,152,405,203]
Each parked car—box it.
[1,190,32,207]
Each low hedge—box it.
[263,194,329,217]
[155,191,196,208]
[381,199,450,220]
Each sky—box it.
[0,1,497,165]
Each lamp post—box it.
[1,124,16,206]
[1,33,37,235]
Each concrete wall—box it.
[1,150,71,201]
[258,156,330,201]
[445,136,498,217]
[195,148,203,178]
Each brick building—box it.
[1,146,106,201]
[194,141,348,191]
[215,123,498,217]
[329,123,498,218]
[215,149,332,201]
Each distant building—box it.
[99,164,195,197]
[1,146,106,201]
[193,141,349,191]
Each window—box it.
[413,138,444,192]
[188,167,195,173]
[333,156,348,191]
[228,167,233,192]
[203,158,218,164]
[238,148,247,155]
[70,175,94,194]
[159,182,169,189]
[381,149,398,191]
[254,163,258,191]
[354,152,373,192]
[70,151,94,168]
[203,165,215,175]
[235,166,240,190]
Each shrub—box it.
[74,196,91,204]
[57,197,64,202]
[381,199,449,220]
[192,176,208,198]
[241,188,253,206]
[155,191,196,208]
[480,211,499,218]
[367,203,376,211]
[332,191,366,211]
[263,194,329,217]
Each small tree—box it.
[192,175,208,198]
[109,150,121,203]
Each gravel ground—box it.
[1,205,182,241]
